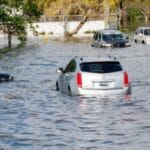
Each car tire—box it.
[9,76,14,81]
[126,83,132,95]
[134,39,137,43]
[56,81,59,91]
[142,40,145,44]
[68,86,72,96]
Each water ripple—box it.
[0,39,150,149]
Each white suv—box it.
[56,57,130,96]
[134,27,150,44]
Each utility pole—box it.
[104,0,110,29]
[63,0,69,35]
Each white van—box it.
[134,27,150,44]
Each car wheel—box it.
[68,86,72,96]
[126,83,132,95]
[9,76,14,81]
[56,81,59,91]
[134,39,137,43]
[142,40,145,44]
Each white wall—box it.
[27,20,105,37]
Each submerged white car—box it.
[56,57,130,96]
[134,27,150,44]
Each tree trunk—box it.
[8,31,12,48]
[120,8,127,28]
[65,12,90,37]
[140,8,149,25]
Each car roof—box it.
[95,29,122,34]
[137,26,150,29]
[74,56,118,64]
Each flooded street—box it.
[0,37,150,150]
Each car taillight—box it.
[76,73,82,88]
[124,72,129,86]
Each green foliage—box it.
[0,0,42,47]
[127,8,142,20]
[23,1,42,21]
[43,0,103,17]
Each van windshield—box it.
[80,61,122,73]
[103,34,124,41]
[144,29,150,35]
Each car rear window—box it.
[80,61,122,73]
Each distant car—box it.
[91,29,130,48]
[56,57,130,96]
[0,73,14,82]
[134,27,150,44]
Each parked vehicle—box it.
[0,73,14,82]
[134,27,150,44]
[56,56,131,96]
[91,29,130,48]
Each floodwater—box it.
[0,37,150,150]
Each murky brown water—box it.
[0,37,150,150]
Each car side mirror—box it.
[57,68,64,73]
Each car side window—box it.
[64,60,76,73]
[98,33,101,41]
[95,33,98,40]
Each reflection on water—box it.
[0,38,150,149]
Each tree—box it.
[37,0,150,36]
[0,0,42,48]
[113,0,150,28]
[40,0,103,36]
[128,0,150,24]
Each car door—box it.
[57,68,65,92]
[93,32,99,47]
[95,32,102,47]
[137,28,143,42]
[63,59,76,93]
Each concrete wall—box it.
[27,20,105,37]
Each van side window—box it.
[144,29,150,35]
[139,29,143,34]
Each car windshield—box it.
[102,34,124,41]
[144,29,150,35]
[80,61,122,73]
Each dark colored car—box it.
[92,29,131,48]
